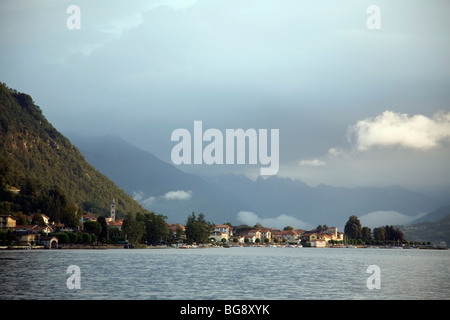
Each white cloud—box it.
[237,211,312,230]
[142,196,156,206]
[132,190,192,206]
[298,159,326,167]
[132,190,145,201]
[348,110,450,151]
[97,13,145,37]
[133,191,156,205]
[327,148,344,156]
[358,211,426,229]
[162,190,193,201]
[133,190,156,205]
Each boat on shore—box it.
[176,243,198,249]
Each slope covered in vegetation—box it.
[0,82,148,226]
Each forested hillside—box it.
[401,213,450,245]
[0,82,148,226]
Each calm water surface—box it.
[0,247,449,300]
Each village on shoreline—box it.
[1,210,446,251]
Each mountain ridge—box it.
[69,133,448,228]
[1,81,447,234]
[68,134,255,224]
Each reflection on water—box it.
[0,247,449,300]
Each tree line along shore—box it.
[1,212,445,250]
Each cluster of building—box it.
[169,223,344,247]
[1,214,58,248]
[80,214,124,230]
[0,198,122,248]
[2,196,344,248]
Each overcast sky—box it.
[1,0,449,194]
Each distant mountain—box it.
[69,133,448,229]
[208,174,446,228]
[68,135,254,224]
[401,211,450,245]
[0,82,147,221]
[3,81,445,231]
[406,205,450,225]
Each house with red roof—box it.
[107,218,123,230]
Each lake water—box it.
[0,247,449,300]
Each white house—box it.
[214,224,232,236]
[211,231,229,243]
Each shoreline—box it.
[1,244,447,250]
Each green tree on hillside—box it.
[13,212,31,225]
[253,223,263,230]
[31,213,45,226]
[315,224,329,233]
[62,202,79,229]
[84,220,102,237]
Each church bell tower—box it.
[110,197,116,222]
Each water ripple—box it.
[0,247,448,300]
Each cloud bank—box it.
[162,190,193,201]
[358,210,426,229]
[298,159,326,167]
[237,211,312,230]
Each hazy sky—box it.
[1,0,449,193]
